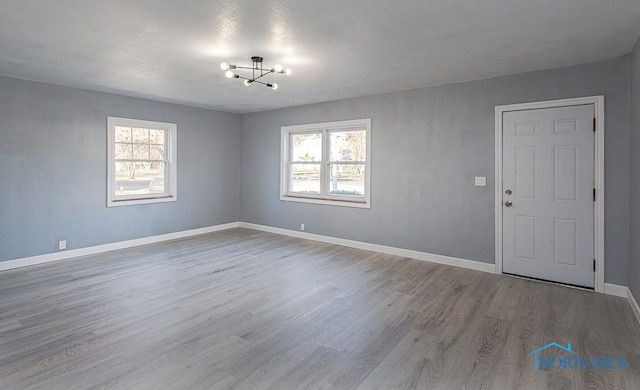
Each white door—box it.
[502,104,594,288]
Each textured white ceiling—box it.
[0,0,639,113]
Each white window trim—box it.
[280,118,371,208]
[107,116,177,207]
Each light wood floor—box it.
[1,228,639,389]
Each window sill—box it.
[280,194,370,209]
[107,195,176,207]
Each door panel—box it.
[515,146,537,199]
[515,216,536,260]
[554,218,577,266]
[553,146,577,200]
[502,104,594,288]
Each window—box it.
[107,117,177,207]
[281,118,371,208]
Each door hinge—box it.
[593,117,596,132]
[593,259,596,271]
[593,188,596,202]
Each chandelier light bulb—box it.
[220,63,229,70]
[274,64,283,73]
[225,70,234,78]
[244,79,252,86]
[285,68,292,76]
[271,83,278,90]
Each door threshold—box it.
[503,272,595,292]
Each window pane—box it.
[291,132,322,162]
[132,144,150,159]
[132,128,149,144]
[147,169,166,193]
[115,126,132,142]
[329,130,366,162]
[290,163,321,194]
[328,163,365,197]
[150,129,165,145]
[150,145,165,160]
[114,161,165,196]
[115,143,132,159]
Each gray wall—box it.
[630,37,640,297]
[0,76,241,262]
[1,58,633,287]
[240,58,631,285]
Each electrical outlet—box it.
[300,223,305,231]
[58,240,67,250]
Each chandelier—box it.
[220,56,292,90]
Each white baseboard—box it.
[3,220,637,327]
[601,283,640,326]
[629,288,640,325]
[0,222,241,272]
[238,222,496,274]
[604,283,629,297]
[239,221,640,327]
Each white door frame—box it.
[495,96,605,292]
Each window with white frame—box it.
[281,118,371,208]
[107,117,177,207]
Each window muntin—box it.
[281,119,371,208]
[107,117,177,207]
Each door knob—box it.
[505,200,513,207]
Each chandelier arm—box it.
[248,79,270,87]
[234,71,279,82]
[233,75,268,86]
[252,72,274,82]
[228,66,279,73]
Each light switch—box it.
[475,176,487,187]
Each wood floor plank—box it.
[354,328,437,389]
[0,228,638,389]
[265,345,343,390]
[0,319,22,333]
